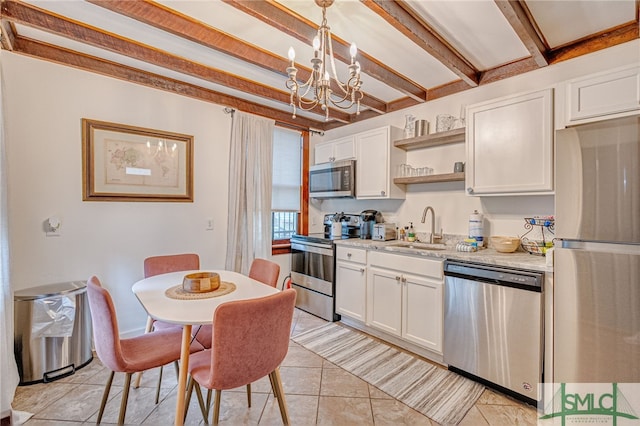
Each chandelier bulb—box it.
[349,43,357,62]
[312,36,320,52]
[288,47,295,63]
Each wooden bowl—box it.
[182,272,220,293]
[490,236,520,253]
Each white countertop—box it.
[334,239,552,273]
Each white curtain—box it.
[225,111,275,274]
[0,55,20,419]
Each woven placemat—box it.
[165,281,236,300]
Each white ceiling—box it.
[3,0,638,130]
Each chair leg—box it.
[185,377,208,424]
[246,383,251,407]
[270,368,290,425]
[268,373,278,399]
[212,390,222,425]
[155,366,164,404]
[134,316,155,388]
[97,371,115,424]
[118,373,133,425]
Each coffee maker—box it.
[359,210,383,239]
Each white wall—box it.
[309,40,640,239]
[2,52,234,335]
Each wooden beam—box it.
[0,19,16,51]
[494,0,548,67]
[479,57,539,85]
[86,0,371,121]
[547,21,639,64]
[223,0,427,103]
[361,0,480,88]
[1,0,345,123]
[12,36,326,131]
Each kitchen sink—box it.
[386,242,447,251]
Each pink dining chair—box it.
[138,253,203,399]
[86,276,185,425]
[192,258,281,408]
[195,258,280,349]
[186,289,297,425]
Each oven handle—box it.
[291,242,333,256]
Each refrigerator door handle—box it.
[560,239,640,254]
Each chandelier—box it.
[285,0,363,121]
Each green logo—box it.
[540,383,639,425]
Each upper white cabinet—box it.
[314,135,355,164]
[356,126,406,199]
[466,88,554,196]
[565,65,640,125]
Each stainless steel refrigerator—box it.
[555,115,640,383]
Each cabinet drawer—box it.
[368,251,443,279]
[336,246,367,264]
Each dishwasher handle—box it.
[444,260,544,292]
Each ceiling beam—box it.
[361,0,480,88]
[11,36,326,130]
[0,19,16,51]
[494,0,548,67]
[87,0,385,118]
[547,20,639,64]
[1,0,347,123]
[223,0,427,103]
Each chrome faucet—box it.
[421,206,442,244]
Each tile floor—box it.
[12,309,539,425]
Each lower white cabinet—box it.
[335,246,367,321]
[366,251,444,354]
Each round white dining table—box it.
[132,269,280,426]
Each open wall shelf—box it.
[394,172,465,184]
[394,127,465,151]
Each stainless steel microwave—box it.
[309,159,356,198]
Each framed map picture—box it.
[82,119,194,202]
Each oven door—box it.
[290,242,334,296]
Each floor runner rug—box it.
[292,323,485,425]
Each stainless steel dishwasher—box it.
[443,260,544,405]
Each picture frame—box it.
[82,119,194,202]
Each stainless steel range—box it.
[290,213,360,321]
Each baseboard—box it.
[1,410,11,426]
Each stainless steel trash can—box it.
[14,281,93,384]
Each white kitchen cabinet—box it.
[314,135,355,164]
[565,65,640,125]
[356,126,406,199]
[367,251,444,353]
[367,266,403,335]
[466,88,553,195]
[335,246,367,322]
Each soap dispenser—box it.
[407,222,416,242]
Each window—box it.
[272,127,305,253]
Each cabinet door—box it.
[402,274,443,353]
[335,261,367,321]
[367,266,402,336]
[567,66,640,124]
[314,136,355,164]
[333,136,356,161]
[466,88,553,195]
[314,142,334,164]
[356,127,405,199]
